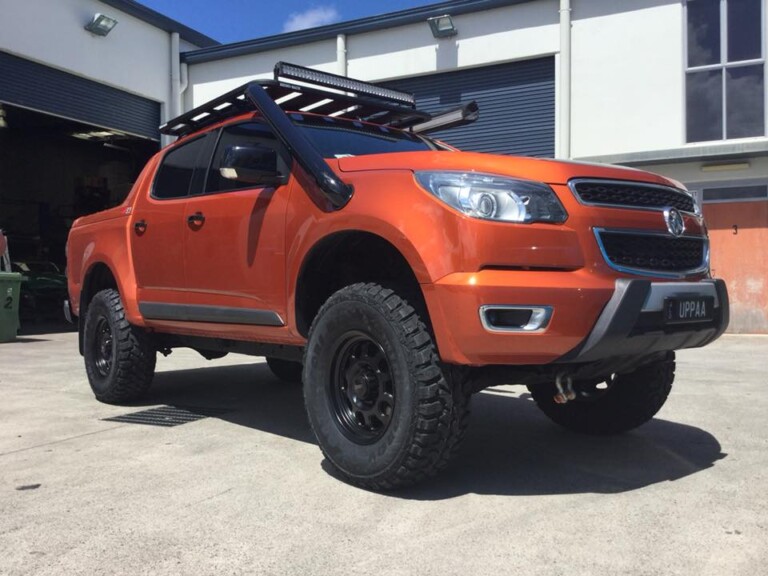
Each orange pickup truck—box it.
[66,63,728,490]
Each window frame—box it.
[684,0,767,143]
[687,178,768,204]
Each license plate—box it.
[664,296,714,324]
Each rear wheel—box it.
[528,353,675,435]
[83,289,156,404]
[266,357,303,383]
[303,283,469,490]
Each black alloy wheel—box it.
[92,316,115,378]
[527,353,675,435]
[83,289,156,404]
[303,282,471,490]
[330,332,395,444]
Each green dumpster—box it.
[0,272,22,342]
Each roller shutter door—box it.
[0,50,160,140]
[385,57,554,157]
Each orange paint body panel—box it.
[67,108,724,367]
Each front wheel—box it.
[528,353,675,435]
[303,283,469,490]
[83,289,156,404]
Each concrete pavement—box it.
[1,331,767,575]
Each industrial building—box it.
[0,0,765,331]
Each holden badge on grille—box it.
[663,207,686,237]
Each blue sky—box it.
[137,1,441,44]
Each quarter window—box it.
[686,0,765,142]
[153,136,209,199]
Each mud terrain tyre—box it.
[528,353,675,435]
[303,283,469,490]
[266,357,303,383]
[83,289,156,404]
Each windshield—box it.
[291,113,439,158]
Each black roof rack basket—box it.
[159,62,477,138]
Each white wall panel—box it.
[0,0,172,104]
[571,0,684,157]
[186,40,338,108]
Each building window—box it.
[686,0,765,142]
[689,181,768,204]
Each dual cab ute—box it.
[66,63,728,490]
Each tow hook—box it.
[554,372,576,404]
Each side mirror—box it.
[219,144,284,186]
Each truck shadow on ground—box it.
[143,362,726,500]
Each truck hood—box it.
[335,151,679,188]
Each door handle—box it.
[187,212,205,226]
[134,220,147,234]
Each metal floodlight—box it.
[85,13,118,37]
[428,14,457,38]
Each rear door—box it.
[130,134,214,307]
[181,121,292,327]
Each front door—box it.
[182,121,291,327]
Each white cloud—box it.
[283,6,340,32]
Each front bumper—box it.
[557,278,728,364]
[424,270,728,366]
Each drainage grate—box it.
[102,405,232,427]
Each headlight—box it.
[415,171,567,223]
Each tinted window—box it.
[292,115,436,157]
[726,65,765,138]
[703,184,768,202]
[686,69,723,142]
[207,122,280,193]
[728,0,762,62]
[153,136,208,199]
[688,0,721,67]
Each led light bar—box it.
[274,62,415,107]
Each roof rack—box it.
[160,62,431,138]
[160,62,478,138]
[157,62,481,213]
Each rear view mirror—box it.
[219,144,284,186]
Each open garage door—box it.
[385,57,555,157]
[0,50,160,140]
[0,52,160,326]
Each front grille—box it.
[572,180,695,213]
[597,230,707,274]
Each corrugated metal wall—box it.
[0,51,160,140]
[385,57,555,157]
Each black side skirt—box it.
[139,302,284,327]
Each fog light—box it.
[479,306,553,332]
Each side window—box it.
[206,122,283,194]
[153,136,209,199]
